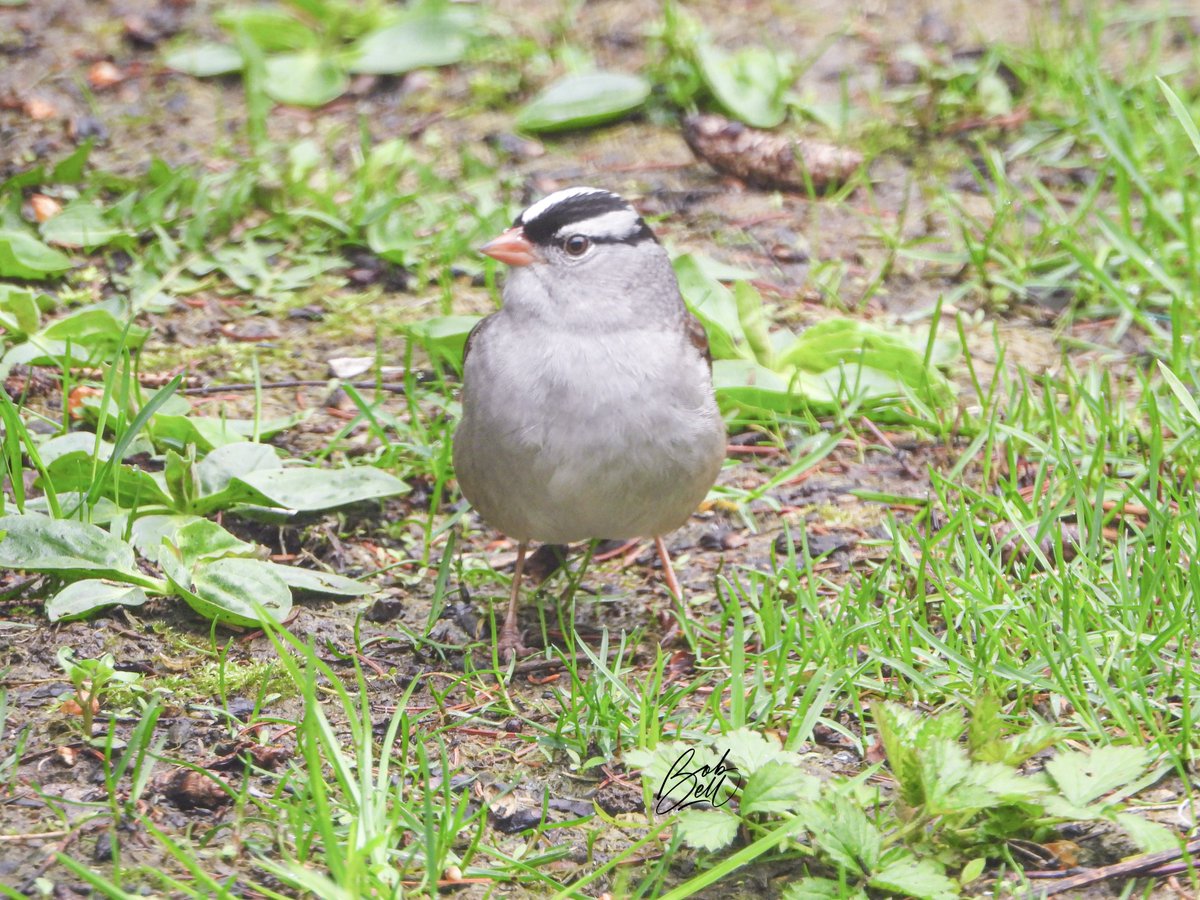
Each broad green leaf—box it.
[164,42,243,77]
[151,414,246,451]
[962,760,1049,806]
[869,857,957,900]
[38,432,113,467]
[215,7,318,52]
[780,319,907,371]
[87,375,183,518]
[263,51,348,106]
[685,253,760,282]
[365,201,417,265]
[739,761,819,815]
[39,432,171,511]
[959,858,986,885]
[40,203,128,250]
[51,141,95,183]
[0,284,42,335]
[696,42,791,128]
[150,410,310,452]
[129,514,204,563]
[163,448,196,510]
[348,10,477,75]
[918,738,993,814]
[1044,745,1154,808]
[674,254,750,360]
[26,492,126,525]
[781,878,861,900]
[979,722,1058,766]
[966,691,1004,758]
[0,514,140,580]
[233,465,408,512]
[0,229,73,279]
[795,319,960,387]
[164,550,291,627]
[516,72,651,133]
[712,359,806,413]
[798,796,880,874]
[195,442,282,497]
[1115,812,1179,852]
[674,809,739,851]
[41,449,173,510]
[1,337,128,372]
[46,580,149,622]
[266,562,372,597]
[173,518,259,565]
[715,726,803,774]
[407,315,479,371]
[625,741,707,790]
[735,280,774,366]
[40,306,148,350]
[191,557,291,626]
[777,318,954,407]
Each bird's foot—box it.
[498,622,534,661]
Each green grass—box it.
[2,0,1200,897]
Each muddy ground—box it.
[0,0,1182,897]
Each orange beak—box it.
[480,226,537,267]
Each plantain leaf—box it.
[0,230,73,279]
[263,51,348,106]
[0,514,141,581]
[40,203,129,250]
[266,562,372,597]
[46,580,149,622]
[347,8,477,75]
[516,72,650,133]
[232,466,409,512]
[696,42,791,128]
[163,42,244,77]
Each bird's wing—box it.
[684,312,712,370]
[462,315,493,368]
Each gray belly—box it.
[454,331,724,543]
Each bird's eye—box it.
[563,234,591,257]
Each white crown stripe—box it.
[519,186,613,225]
[554,208,641,241]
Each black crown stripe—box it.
[518,192,656,247]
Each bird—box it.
[453,187,726,658]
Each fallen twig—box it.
[1026,835,1200,895]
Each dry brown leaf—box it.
[30,194,62,223]
[1043,840,1082,869]
[24,98,59,121]
[87,61,124,90]
[157,768,231,809]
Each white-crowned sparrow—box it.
[454,187,726,657]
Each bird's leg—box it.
[655,535,688,645]
[655,535,683,603]
[498,540,531,659]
